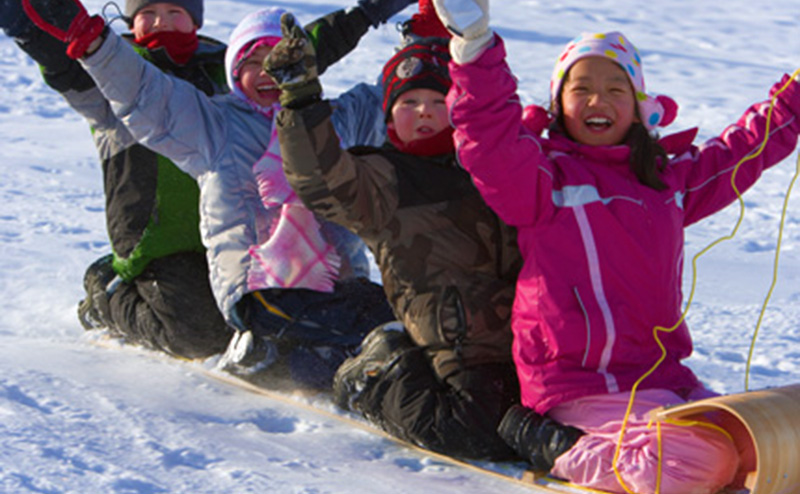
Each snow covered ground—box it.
[1,0,799,492]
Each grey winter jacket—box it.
[43,36,227,282]
[79,31,385,328]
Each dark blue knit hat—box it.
[125,0,203,28]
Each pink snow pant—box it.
[548,389,739,494]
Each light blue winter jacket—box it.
[79,31,385,328]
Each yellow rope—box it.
[745,150,800,391]
[659,417,735,443]
[656,420,663,493]
[611,68,800,494]
[253,291,294,321]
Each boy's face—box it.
[387,88,449,144]
[237,44,280,108]
[560,56,638,147]
[132,3,196,39]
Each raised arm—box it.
[83,31,236,178]
[266,13,398,233]
[680,73,800,226]
[19,0,236,177]
[2,1,139,155]
[434,0,552,227]
[308,0,414,75]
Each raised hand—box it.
[432,0,492,64]
[22,0,104,59]
[262,13,322,109]
[358,0,415,27]
[400,0,451,40]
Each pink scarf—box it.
[246,107,340,292]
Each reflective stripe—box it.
[553,185,642,208]
[574,205,619,394]
[573,287,591,368]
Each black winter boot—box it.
[77,254,117,330]
[497,404,585,472]
[332,322,413,411]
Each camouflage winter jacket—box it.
[278,102,522,380]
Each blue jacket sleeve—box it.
[330,81,386,149]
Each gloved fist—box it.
[22,0,104,59]
[432,0,492,64]
[263,12,322,109]
[358,0,415,28]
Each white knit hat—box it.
[551,32,677,131]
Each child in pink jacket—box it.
[434,1,800,493]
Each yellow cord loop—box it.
[745,149,800,391]
[610,68,800,494]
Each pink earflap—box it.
[521,104,552,136]
[656,95,678,128]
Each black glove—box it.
[21,0,105,59]
[357,0,415,27]
[262,13,322,109]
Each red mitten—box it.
[407,0,451,38]
[22,0,105,59]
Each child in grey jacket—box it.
[22,0,411,390]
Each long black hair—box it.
[626,122,668,190]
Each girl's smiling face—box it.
[387,88,450,144]
[236,44,281,108]
[560,56,638,147]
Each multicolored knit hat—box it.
[381,37,452,121]
[550,32,677,131]
[125,0,204,28]
[224,7,285,103]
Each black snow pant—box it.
[358,347,521,460]
[108,252,232,359]
[242,277,396,390]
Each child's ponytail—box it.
[627,122,668,191]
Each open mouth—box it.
[257,83,278,93]
[416,125,435,135]
[585,116,612,131]
[255,83,280,101]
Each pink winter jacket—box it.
[448,37,800,414]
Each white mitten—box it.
[432,0,493,64]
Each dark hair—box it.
[626,122,668,190]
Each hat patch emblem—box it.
[397,57,424,80]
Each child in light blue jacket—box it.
[23,0,413,390]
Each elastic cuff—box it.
[449,29,494,65]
